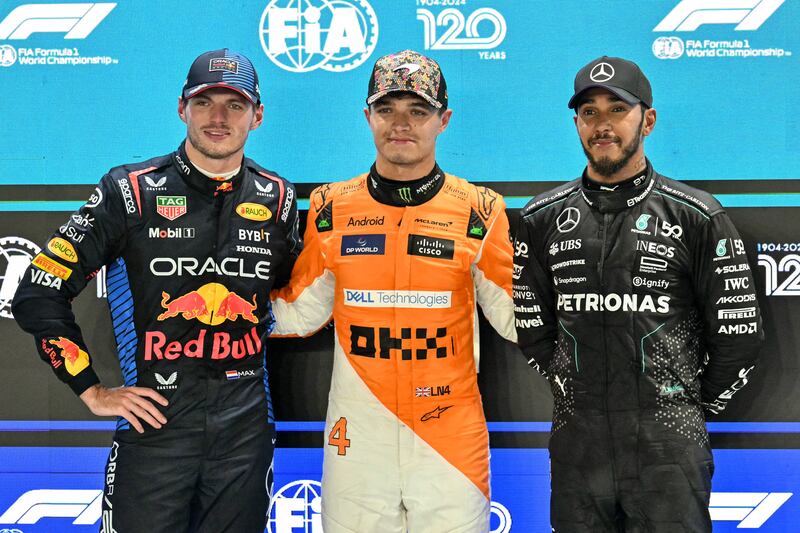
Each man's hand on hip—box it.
[80,384,169,433]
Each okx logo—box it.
[0,3,116,40]
[259,0,379,73]
[654,0,785,32]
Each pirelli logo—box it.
[32,253,72,280]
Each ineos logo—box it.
[556,208,580,233]
[590,62,614,82]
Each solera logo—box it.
[0,3,116,40]
[654,0,785,32]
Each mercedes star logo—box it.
[556,207,581,233]
[589,62,615,83]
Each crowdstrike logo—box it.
[259,0,379,73]
[654,0,785,32]
[0,3,116,39]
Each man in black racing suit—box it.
[513,56,763,532]
[12,49,301,532]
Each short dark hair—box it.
[369,91,446,114]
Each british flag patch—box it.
[415,387,432,397]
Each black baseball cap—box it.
[182,49,261,105]
[568,56,652,109]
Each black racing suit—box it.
[513,161,763,532]
[12,143,301,533]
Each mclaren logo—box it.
[393,62,420,76]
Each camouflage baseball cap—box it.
[366,50,448,109]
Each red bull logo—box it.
[144,326,263,361]
[46,337,90,376]
[157,283,258,325]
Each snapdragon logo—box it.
[259,0,379,73]
[343,289,451,309]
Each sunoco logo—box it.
[259,0,379,73]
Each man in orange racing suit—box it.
[272,50,516,533]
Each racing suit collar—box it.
[580,159,656,213]
[367,163,445,206]
[173,142,245,196]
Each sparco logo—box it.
[654,0,785,32]
[558,293,671,314]
[0,3,116,40]
[280,185,294,223]
[259,0,379,73]
[117,178,136,214]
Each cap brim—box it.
[184,83,259,105]
[367,88,443,109]
[568,85,640,109]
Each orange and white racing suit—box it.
[272,165,516,533]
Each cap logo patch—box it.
[209,58,239,74]
[393,63,421,77]
[590,62,614,82]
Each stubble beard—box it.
[583,114,644,178]
[187,127,246,161]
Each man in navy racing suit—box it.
[12,49,301,532]
[513,56,763,532]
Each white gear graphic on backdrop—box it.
[0,236,40,319]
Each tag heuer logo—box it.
[156,196,187,221]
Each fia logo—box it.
[259,0,379,73]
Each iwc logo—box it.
[259,0,379,73]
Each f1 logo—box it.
[0,489,102,524]
[654,0,785,32]
[0,3,116,40]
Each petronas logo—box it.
[635,214,651,231]
[398,187,412,203]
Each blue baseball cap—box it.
[182,49,261,105]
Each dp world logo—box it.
[259,0,379,73]
[267,480,322,532]
[653,36,685,59]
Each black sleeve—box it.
[12,174,128,395]
[513,212,558,375]
[691,211,763,414]
[273,181,303,289]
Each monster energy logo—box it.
[398,187,412,203]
